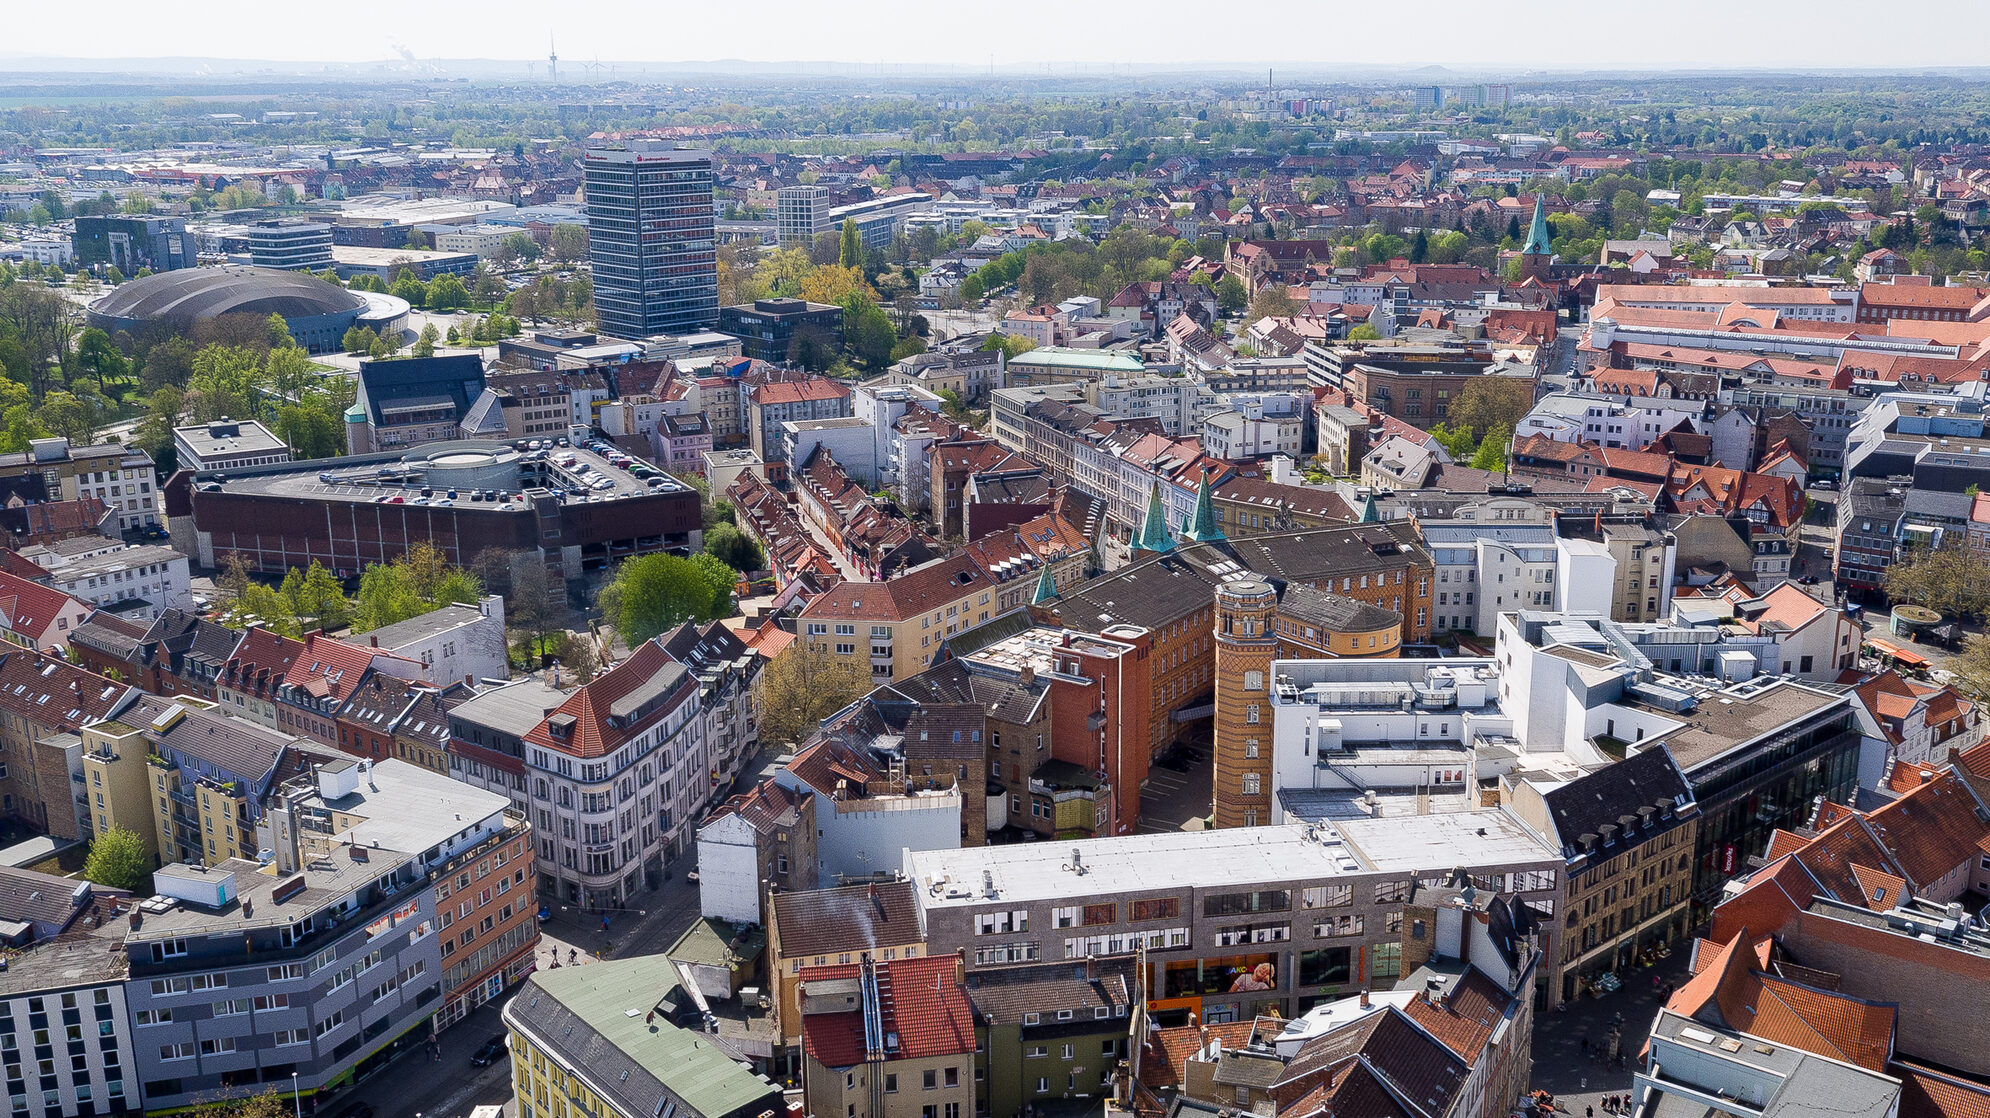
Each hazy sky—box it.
[6,0,1984,73]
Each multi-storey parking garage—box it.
[171,440,700,578]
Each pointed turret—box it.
[1181,469,1226,543]
[1134,483,1175,554]
[1522,194,1554,258]
[1031,561,1057,605]
[1358,492,1382,523]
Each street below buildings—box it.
[313,867,706,1118]
[1527,948,1694,1118]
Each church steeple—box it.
[1031,561,1057,605]
[1522,194,1554,258]
[1181,469,1226,544]
[1133,483,1175,554]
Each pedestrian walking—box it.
[1586,1107,1594,1118]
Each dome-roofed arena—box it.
[87,264,409,353]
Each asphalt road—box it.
[313,868,706,1118]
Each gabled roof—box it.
[771,881,923,961]
[1670,932,1897,1072]
[523,640,694,759]
[0,568,85,642]
[799,955,976,1067]
[1537,746,1694,857]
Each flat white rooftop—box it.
[906,810,1556,910]
[907,825,1371,908]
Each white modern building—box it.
[21,540,191,620]
[360,596,509,687]
[172,419,292,473]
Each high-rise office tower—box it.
[584,141,718,339]
[776,184,831,246]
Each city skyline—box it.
[4,0,1984,74]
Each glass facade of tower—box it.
[584,142,718,339]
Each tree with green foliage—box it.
[224,580,301,637]
[130,386,185,473]
[186,345,263,422]
[842,293,899,370]
[1885,541,1990,620]
[1469,425,1514,472]
[1215,276,1248,314]
[548,224,588,264]
[352,541,482,632]
[501,233,540,265]
[959,276,985,303]
[83,827,151,893]
[70,327,127,394]
[1449,378,1534,444]
[1346,323,1382,341]
[280,560,352,632]
[413,323,440,358]
[389,269,428,309]
[140,336,194,391]
[597,553,733,645]
[1428,422,1478,461]
[980,333,1037,361]
[426,272,470,311]
[786,325,839,372]
[839,219,864,270]
[263,345,315,403]
[35,390,103,446]
[704,522,765,573]
[274,402,345,460]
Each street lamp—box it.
[290,1072,300,1118]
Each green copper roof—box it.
[1359,493,1382,523]
[509,953,779,1118]
[1522,195,1554,257]
[1031,561,1057,605]
[1181,470,1226,543]
[1134,482,1175,554]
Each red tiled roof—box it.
[1896,1059,1990,1118]
[1399,967,1512,1062]
[288,634,412,705]
[1709,857,1818,945]
[798,955,975,1067]
[1864,768,1990,890]
[523,640,694,759]
[1670,931,1896,1071]
[751,378,850,406]
[0,569,86,643]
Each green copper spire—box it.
[1358,492,1382,523]
[1181,470,1226,543]
[1522,194,1553,257]
[1134,482,1175,554]
[1031,561,1057,605]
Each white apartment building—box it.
[1202,403,1304,460]
[1516,393,1704,452]
[522,640,713,911]
[22,541,191,620]
[1086,374,1199,436]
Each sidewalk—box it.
[1529,948,1695,1116]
